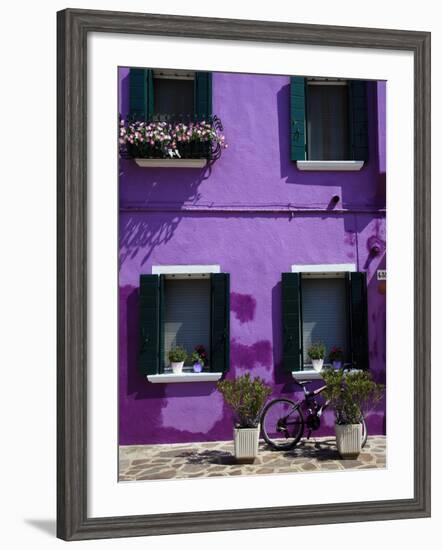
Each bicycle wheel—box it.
[361,416,368,448]
[261,398,304,450]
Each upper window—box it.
[138,272,230,377]
[129,68,212,122]
[281,270,369,372]
[290,77,369,162]
[152,69,195,118]
[307,81,350,160]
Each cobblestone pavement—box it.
[119,436,386,481]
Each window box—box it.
[122,68,226,164]
[120,117,226,163]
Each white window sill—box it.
[134,158,207,168]
[296,161,365,171]
[292,370,324,381]
[147,372,222,383]
[292,367,362,381]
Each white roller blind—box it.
[163,279,211,368]
[301,277,348,363]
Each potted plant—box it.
[217,373,272,463]
[190,345,207,373]
[329,346,344,369]
[307,342,326,371]
[322,368,384,459]
[168,346,188,374]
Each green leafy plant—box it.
[329,346,344,362]
[307,342,326,360]
[322,368,384,425]
[217,373,272,428]
[168,346,188,363]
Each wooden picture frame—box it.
[57,8,431,540]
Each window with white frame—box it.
[290,77,369,162]
[301,275,349,365]
[138,270,230,377]
[281,268,369,372]
[163,277,211,371]
[307,80,350,160]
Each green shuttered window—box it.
[138,273,229,376]
[195,72,213,119]
[129,69,212,120]
[290,78,369,162]
[210,273,230,373]
[163,279,211,368]
[282,272,369,372]
[129,68,154,120]
[290,77,307,161]
[282,272,302,372]
[139,275,160,375]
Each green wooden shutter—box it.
[349,80,369,161]
[139,274,160,375]
[282,272,303,372]
[346,271,369,370]
[129,68,154,120]
[194,72,212,119]
[290,77,307,161]
[210,273,230,373]
[158,274,165,372]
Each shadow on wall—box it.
[119,161,213,267]
[119,67,217,268]
[124,286,216,399]
[120,285,235,443]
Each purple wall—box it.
[119,69,387,445]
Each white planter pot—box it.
[311,358,324,372]
[170,361,184,374]
[335,423,362,459]
[233,424,260,463]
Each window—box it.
[163,278,211,371]
[129,68,212,121]
[307,82,350,160]
[282,271,369,372]
[138,272,230,376]
[153,70,195,118]
[301,276,349,365]
[290,77,369,162]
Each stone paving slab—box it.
[119,436,386,482]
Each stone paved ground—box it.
[119,436,386,481]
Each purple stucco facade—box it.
[118,68,386,445]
